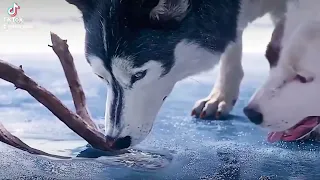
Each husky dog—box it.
[245,0,320,142]
[66,0,287,149]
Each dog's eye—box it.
[131,70,147,83]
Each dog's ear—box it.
[265,17,285,68]
[149,0,190,23]
[65,0,95,13]
[138,0,191,28]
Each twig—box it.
[0,59,111,151]
[0,32,113,158]
[0,122,69,159]
[49,32,97,129]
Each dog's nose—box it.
[106,136,132,150]
[243,107,263,125]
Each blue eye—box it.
[131,70,147,83]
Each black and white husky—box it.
[66,0,287,149]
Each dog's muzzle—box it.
[106,136,132,150]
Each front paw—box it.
[191,88,238,120]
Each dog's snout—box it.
[243,107,263,125]
[106,136,132,150]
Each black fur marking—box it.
[265,17,285,68]
[73,0,241,125]
[66,0,95,17]
[130,70,148,85]
[82,0,240,72]
[110,77,124,127]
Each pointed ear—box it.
[65,0,94,13]
[265,17,285,68]
[149,0,191,25]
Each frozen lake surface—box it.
[0,54,319,180]
[0,8,319,179]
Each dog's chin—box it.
[267,116,320,143]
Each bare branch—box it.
[0,32,114,157]
[49,32,97,129]
[0,59,111,151]
[0,122,69,159]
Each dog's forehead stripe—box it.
[110,77,124,128]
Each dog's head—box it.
[66,0,195,149]
[244,15,320,142]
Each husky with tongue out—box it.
[244,0,320,143]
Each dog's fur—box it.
[246,0,320,134]
[67,0,287,149]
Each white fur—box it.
[192,0,288,118]
[89,0,289,146]
[88,41,221,145]
[87,54,112,82]
[247,0,320,132]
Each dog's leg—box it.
[192,31,244,119]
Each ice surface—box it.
[0,54,319,180]
[0,12,319,180]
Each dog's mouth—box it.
[267,116,320,143]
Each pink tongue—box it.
[267,132,284,143]
[267,117,319,143]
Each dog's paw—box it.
[191,88,238,119]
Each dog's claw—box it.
[192,88,237,120]
[215,111,221,119]
[200,111,206,119]
[191,109,196,116]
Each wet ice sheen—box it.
[95,149,173,170]
[0,58,320,179]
